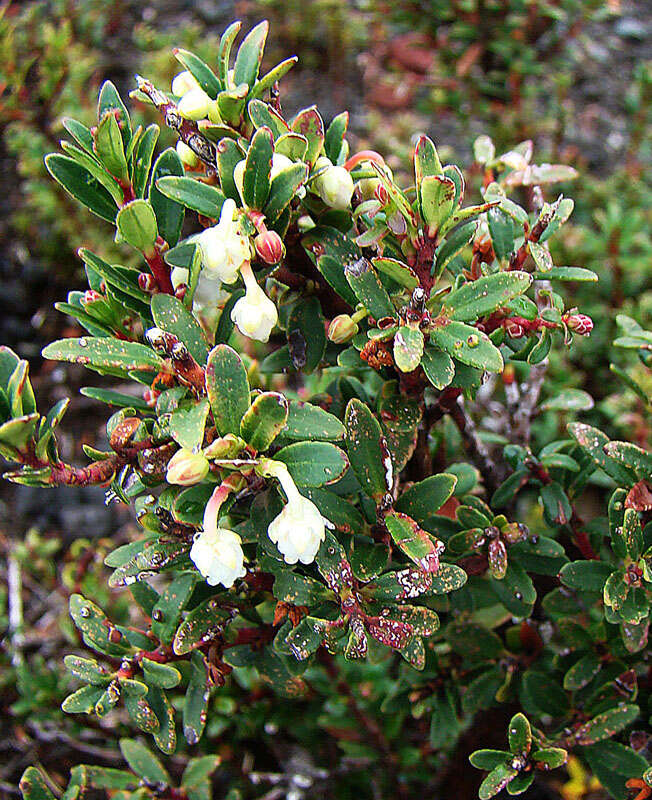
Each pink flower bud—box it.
[565,313,593,336]
[328,314,359,343]
[83,290,101,304]
[254,231,285,265]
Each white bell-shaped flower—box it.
[190,484,247,587]
[190,527,246,587]
[230,262,278,342]
[266,463,325,565]
[199,198,251,284]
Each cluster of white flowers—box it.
[198,199,251,285]
[189,461,327,588]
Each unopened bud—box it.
[178,88,210,120]
[138,273,157,292]
[83,289,101,304]
[203,434,244,459]
[255,230,285,265]
[315,165,354,210]
[328,314,359,344]
[564,313,593,336]
[172,70,200,97]
[176,140,199,168]
[166,448,209,485]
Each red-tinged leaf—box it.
[384,511,445,573]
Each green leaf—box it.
[478,763,518,800]
[141,658,182,689]
[240,392,288,451]
[150,572,197,646]
[283,400,344,441]
[243,126,273,209]
[182,754,220,789]
[541,389,594,412]
[170,399,210,451]
[247,98,290,138]
[345,257,394,320]
[218,21,241,87]
[174,48,221,97]
[116,200,158,253]
[519,670,569,717]
[563,652,601,691]
[206,345,250,436]
[487,207,514,261]
[291,106,325,166]
[421,347,455,389]
[421,175,456,234]
[443,272,532,322]
[603,441,652,482]
[385,511,443,572]
[531,748,567,770]
[508,713,531,755]
[574,704,640,745]
[19,767,57,800]
[469,750,510,771]
[155,176,226,219]
[42,337,162,377]
[149,148,185,248]
[61,684,104,713]
[264,162,309,222]
[45,154,117,222]
[183,652,211,745]
[98,80,131,144]
[63,655,112,686]
[345,398,391,502]
[372,257,419,290]
[69,593,132,656]
[559,560,613,592]
[568,423,637,485]
[533,266,598,282]
[430,321,503,372]
[94,111,128,182]
[324,111,349,162]
[275,441,348,487]
[393,326,424,373]
[173,598,234,655]
[78,249,150,305]
[395,474,457,523]
[582,741,648,800]
[119,738,170,785]
[233,21,269,88]
[287,296,326,373]
[415,135,443,197]
[151,294,208,365]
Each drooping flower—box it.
[189,484,247,588]
[190,527,246,587]
[264,462,325,565]
[230,262,278,342]
[198,198,251,284]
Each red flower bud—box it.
[564,313,593,336]
[255,230,285,265]
[83,290,101,304]
[138,273,157,292]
